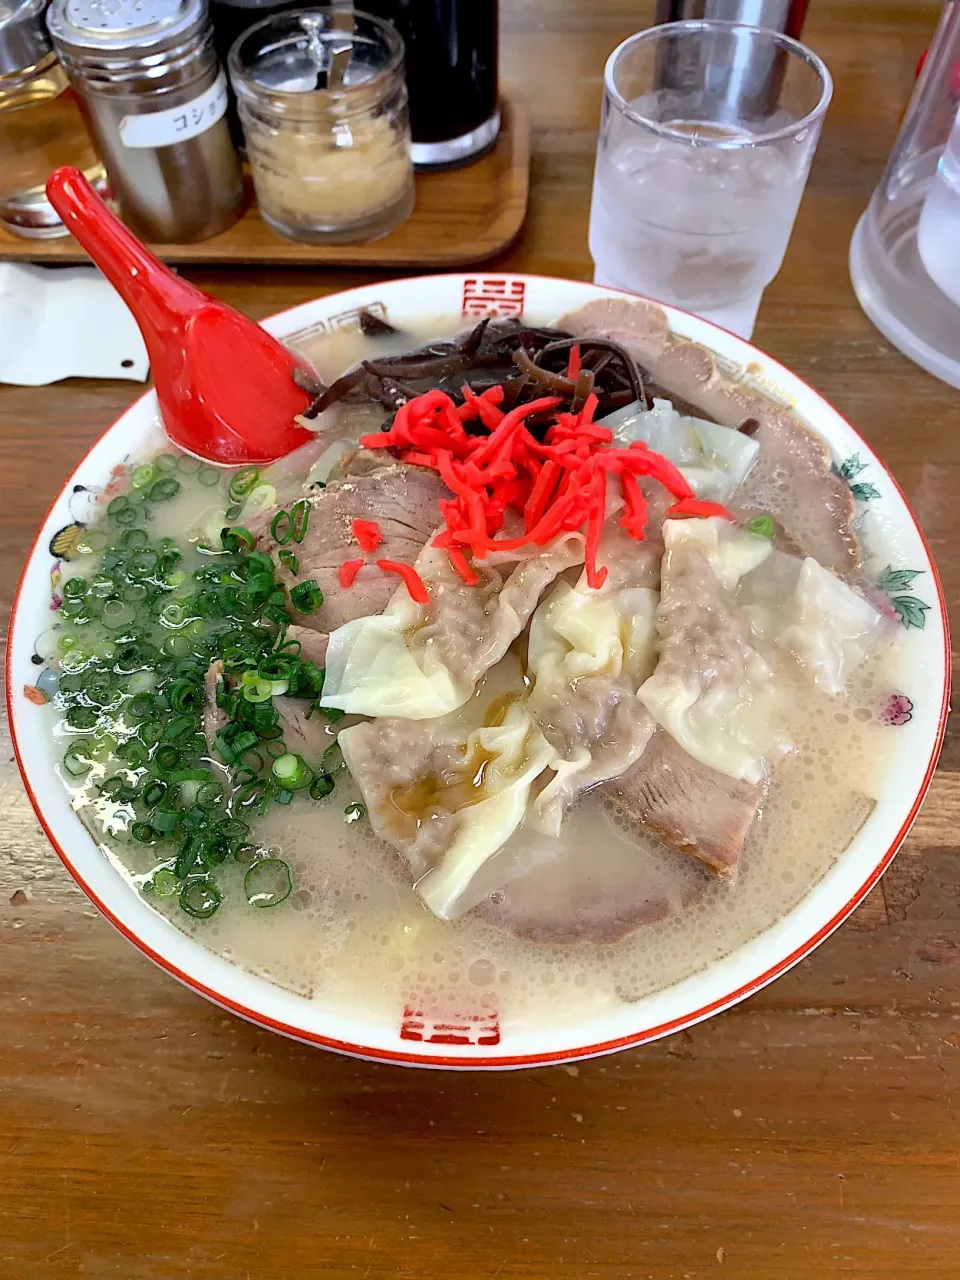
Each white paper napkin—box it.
[0,262,149,386]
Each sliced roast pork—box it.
[245,456,448,645]
[472,801,711,944]
[560,296,860,577]
[603,730,763,877]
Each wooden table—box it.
[2,3,958,1276]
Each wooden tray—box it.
[0,90,529,268]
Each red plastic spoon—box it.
[46,166,317,466]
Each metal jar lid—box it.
[0,0,53,76]
[47,0,209,78]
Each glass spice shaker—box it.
[0,0,105,238]
[46,0,244,244]
[229,8,414,244]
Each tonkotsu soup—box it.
[32,300,912,1032]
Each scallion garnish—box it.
[271,753,312,791]
[229,465,260,502]
[244,858,292,908]
[344,802,366,823]
[746,513,776,539]
[290,499,310,543]
[290,580,323,614]
[220,526,256,553]
[47,449,349,922]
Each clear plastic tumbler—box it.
[588,20,832,338]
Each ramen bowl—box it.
[6,274,949,1068]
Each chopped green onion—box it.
[117,738,148,769]
[131,464,158,490]
[264,739,288,760]
[309,773,335,801]
[270,509,293,544]
[271,753,312,790]
[62,739,94,777]
[159,716,193,745]
[290,499,310,544]
[62,577,88,599]
[198,465,222,487]
[131,822,158,844]
[221,526,256,553]
[244,858,291,908]
[148,477,180,502]
[229,466,260,501]
[176,454,201,474]
[344,801,366,824]
[141,779,168,807]
[150,868,178,897]
[66,705,98,730]
[274,788,294,805]
[168,768,212,784]
[746,513,776,539]
[290,580,323,613]
[154,745,182,774]
[155,453,178,472]
[278,549,299,574]
[100,599,137,629]
[217,818,250,845]
[179,876,221,919]
[322,742,344,774]
[320,705,345,724]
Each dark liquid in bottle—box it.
[210,0,303,145]
[365,0,498,145]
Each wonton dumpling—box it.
[664,515,773,591]
[414,703,560,918]
[320,532,586,719]
[525,557,661,836]
[638,517,788,783]
[338,684,560,920]
[777,557,884,695]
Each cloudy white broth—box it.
[37,299,906,1030]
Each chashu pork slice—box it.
[559,296,860,578]
[244,454,449,665]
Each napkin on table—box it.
[0,262,149,386]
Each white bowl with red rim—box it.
[6,274,950,1068]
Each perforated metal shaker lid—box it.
[46,0,207,64]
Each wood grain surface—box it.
[0,93,530,269]
[2,2,958,1277]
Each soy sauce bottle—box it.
[365,0,500,167]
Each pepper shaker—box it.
[47,0,244,243]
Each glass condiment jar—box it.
[849,0,960,389]
[229,8,414,243]
[0,0,105,238]
[46,0,244,244]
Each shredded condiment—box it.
[359,384,731,592]
[352,519,384,552]
[338,558,365,589]
[376,558,430,605]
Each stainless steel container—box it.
[46,0,244,243]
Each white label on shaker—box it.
[119,73,228,150]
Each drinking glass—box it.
[588,20,832,338]
[849,0,960,389]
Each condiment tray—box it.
[0,90,529,269]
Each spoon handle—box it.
[46,167,206,355]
